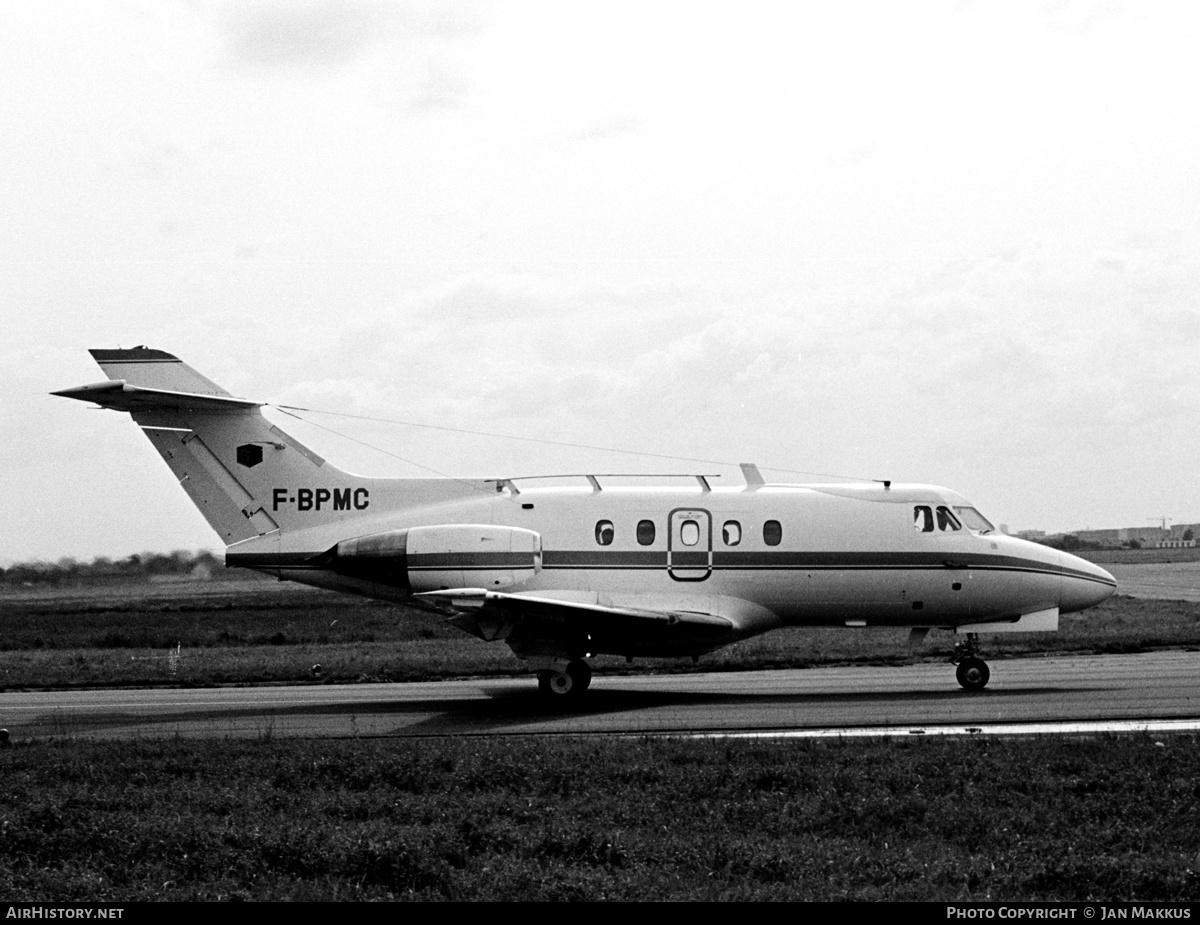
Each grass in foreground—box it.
[2,734,1198,901]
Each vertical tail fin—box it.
[53,347,356,544]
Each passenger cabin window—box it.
[595,520,614,546]
[637,519,656,546]
[763,520,782,546]
[680,519,700,546]
[722,520,741,546]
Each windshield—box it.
[953,506,995,534]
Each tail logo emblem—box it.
[236,444,263,468]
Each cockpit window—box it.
[915,505,963,533]
[936,506,962,531]
[953,506,995,533]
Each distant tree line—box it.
[0,550,222,586]
[1037,534,1104,551]
[1038,535,1161,551]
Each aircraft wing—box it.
[419,588,733,626]
[416,588,737,655]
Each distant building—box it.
[1075,527,1169,546]
[1050,522,1200,548]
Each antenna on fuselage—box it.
[740,462,765,491]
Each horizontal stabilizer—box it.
[52,380,261,414]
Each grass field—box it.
[1081,547,1200,565]
[2,733,1198,901]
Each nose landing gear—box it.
[952,634,990,691]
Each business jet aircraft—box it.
[54,347,1117,699]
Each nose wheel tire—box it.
[956,657,990,691]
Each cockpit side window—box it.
[936,506,962,531]
[915,505,964,533]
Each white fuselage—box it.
[238,479,1115,645]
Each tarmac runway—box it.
[4,650,1200,741]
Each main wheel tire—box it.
[537,661,592,702]
[567,659,592,692]
[545,670,576,696]
[956,657,990,691]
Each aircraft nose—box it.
[1059,551,1117,613]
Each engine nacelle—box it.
[328,524,542,592]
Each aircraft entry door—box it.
[668,508,712,581]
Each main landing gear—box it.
[952,634,990,691]
[537,659,592,701]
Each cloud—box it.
[276,376,387,415]
[221,0,399,70]
[408,63,471,111]
[215,0,484,111]
[573,115,642,143]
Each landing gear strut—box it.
[952,634,990,691]
[537,659,592,700]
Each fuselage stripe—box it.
[226,551,1115,587]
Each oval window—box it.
[595,520,614,546]
[637,519,656,546]
[763,520,782,546]
[722,520,741,546]
[680,519,700,546]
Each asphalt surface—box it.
[4,650,1199,741]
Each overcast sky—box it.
[4,0,1199,563]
